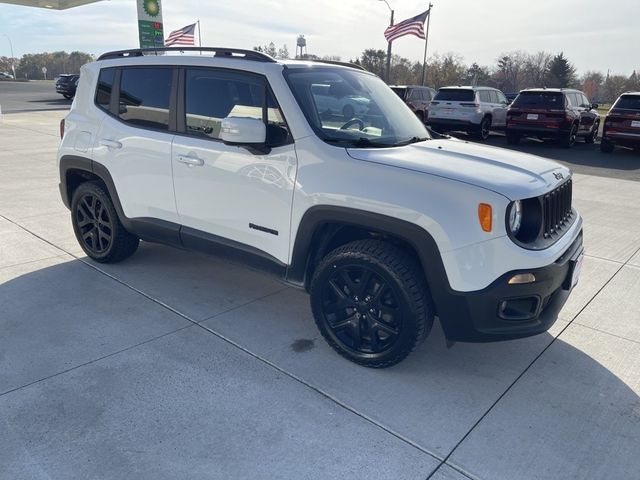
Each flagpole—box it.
[197,19,202,52]
[421,3,433,86]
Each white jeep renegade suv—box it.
[58,47,584,368]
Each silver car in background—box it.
[427,86,509,140]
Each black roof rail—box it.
[97,47,277,62]
[301,59,367,71]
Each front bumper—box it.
[436,230,583,342]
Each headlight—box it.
[508,200,522,235]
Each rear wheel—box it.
[506,132,521,145]
[474,117,491,141]
[63,94,73,100]
[71,182,139,263]
[585,121,599,144]
[600,139,614,153]
[310,239,434,368]
[561,123,578,148]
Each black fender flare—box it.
[286,205,457,316]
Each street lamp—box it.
[2,34,17,79]
[378,0,394,83]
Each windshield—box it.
[434,89,475,102]
[613,95,640,111]
[513,92,564,109]
[285,68,429,148]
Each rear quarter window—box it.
[95,68,115,112]
[434,89,475,102]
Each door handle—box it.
[176,155,204,167]
[99,139,122,149]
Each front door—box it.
[171,68,297,264]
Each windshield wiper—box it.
[392,136,430,147]
[326,137,395,148]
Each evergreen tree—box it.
[546,53,577,88]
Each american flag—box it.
[384,9,429,43]
[165,23,197,46]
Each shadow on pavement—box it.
[0,248,637,478]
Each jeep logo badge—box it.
[554,172,564,180]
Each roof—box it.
[0,0,103,9]
[519,88,582,93]
[439,85,500,90]
[389,85,435,89]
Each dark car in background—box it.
[391,85,436,122]
[55,74,79,99]
[506,88,600,148]
[601,92,640,153]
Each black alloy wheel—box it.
[321,264,402,355]
[71,182,139,263]
[75,192,113,255]
[310,240,433,368]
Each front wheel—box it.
[561,123,578,148]
[310,239,434,368]
[71,182,139,263]
[585,121,599,144]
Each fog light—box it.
[508,273,536,284]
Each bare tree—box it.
[523,51,552,88]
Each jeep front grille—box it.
[542,179,573,239]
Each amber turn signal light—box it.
[478,203,493,232]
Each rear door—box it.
[171,67,296,264]
[491,90,508,127]
[93,66,179,224]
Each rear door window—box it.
[118,67,173,131]
[434,89,475,102]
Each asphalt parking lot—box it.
[1,103,640,478]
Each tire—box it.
[63,94,72,100]
[561,123,578,148]
[342,104,355,120]
[415,111,425,123]
[585,121,599,144]
[310,239,434,368]
[600,139,614,153]
[71,182,139,263]
[473,117,491,141]
[506,133,521,145]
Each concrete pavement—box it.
[1,111,640,479]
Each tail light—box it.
[59,118,65,139]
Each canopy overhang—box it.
[0,0,103,9]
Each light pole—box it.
[378,0,394,84]
[2,34,17,79]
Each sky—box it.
[0,0,638,76]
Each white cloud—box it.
[0,0,638,74]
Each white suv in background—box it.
[58,47,583,368]
[427,86,509,140]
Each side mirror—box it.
[220,117,268,153]
[591,103,599,110]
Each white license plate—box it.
[631,120,640,128]
[570,252,584,290]
[527,113,539,120]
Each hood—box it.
[346,139,570,200]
